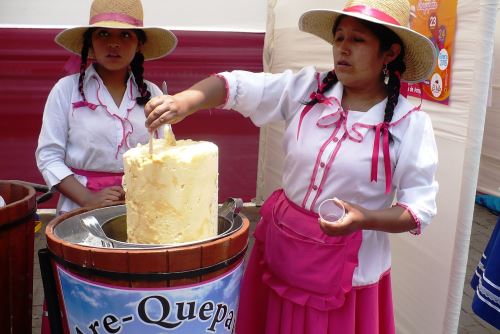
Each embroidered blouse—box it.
[218,66,439,286]
[36,65,164,213]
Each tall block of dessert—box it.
[123,138,218,244]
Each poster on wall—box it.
[405,0,458,105]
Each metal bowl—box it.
[53,198,243,249]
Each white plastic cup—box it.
[318,198,345,224]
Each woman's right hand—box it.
[144,76,227,132]
[144,94,192,132]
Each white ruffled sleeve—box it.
[217,67,318,126]
[392,111,439,234]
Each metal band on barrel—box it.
[49,245,248,281]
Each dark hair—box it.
[307,15,406,126]
[77,28,152,106]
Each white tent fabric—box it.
[477,8,500,197]
[0,0,267,32]
[257,0,499,333]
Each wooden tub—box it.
[40,203,249,333]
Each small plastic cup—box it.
[318,198,345,224]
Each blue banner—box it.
[57,262,244,333]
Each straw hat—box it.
[55,0,177,61]
[299,0,436,83]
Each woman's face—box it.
[332,17,398,89]
[91,28,140,72]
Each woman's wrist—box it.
[79,188,94,207]
[358,206,416,233]
[358,208,377,231]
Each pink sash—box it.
[71,168,123,192]
[256,189,362,310]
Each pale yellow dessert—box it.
[123,138,219,244]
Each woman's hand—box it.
[81,186,125,207]
[318,198,418,235]
[57,176,124,208]
[318,199,367,236]
[144,76,228,132]
[144,94,192,132]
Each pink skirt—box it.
[235,190,395,334]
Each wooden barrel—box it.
[0,180,37,334]
[43,205,250,333]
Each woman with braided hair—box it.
[36,0,177,214]
[145,0,438,332]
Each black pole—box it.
[38,248,64,334]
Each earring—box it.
[383,64,389,85]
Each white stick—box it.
[149,131,153,156]
[162,81,176,146]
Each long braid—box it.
[130,51,151,105]
[305,70,339,106]
[129,29,150,106]
[78,29,93,101]
[383,52,406,126]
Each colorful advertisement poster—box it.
[406,0,458,104]
[57,263,243,334]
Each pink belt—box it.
[71,168,124,192]
[256,189,362,311]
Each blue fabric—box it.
[475,194,500,215]
[470,216,500,330]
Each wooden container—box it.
[43,204,249,333]
[0,181,37,334]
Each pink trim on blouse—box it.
[395,202,422,235]
[353,104,422,194]
[371,122,391,193]
[309,110,348,209]
[297,72,339,139]
[289,71,428,209]
[310,132,347,210]
[94,77,136,159]
[302,128,338,208]
[72,100,98,110]
[212,74,230,107]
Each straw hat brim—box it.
[299,10,437,83]
[55,23,178,61]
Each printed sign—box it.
[406,0,458,104]
[57,263,244,334]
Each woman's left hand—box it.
[318,199,367,236]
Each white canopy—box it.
[0,0,267,32]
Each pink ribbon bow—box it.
[297,73,338,139]
[72,101,98,110]
[309,91,334,106]
[371,122,392,194]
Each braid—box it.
[383,72,400,124]
[383,52,406,124]
[130,51,151,105]
[305,70,339,106]
[78,29,93,101]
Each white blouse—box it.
[36,65,165,213]
[219,66,439,286]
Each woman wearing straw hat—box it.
[36,0,177,215]
[145,0,438,332]
[36,0,177,331]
